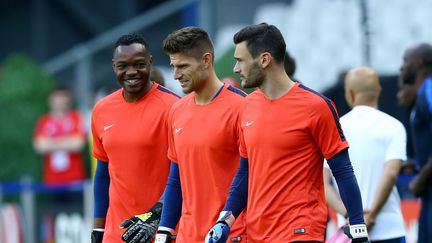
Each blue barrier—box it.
[0,180,87,195]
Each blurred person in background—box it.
[221,76,240,88]
[33,85,86,187]
[399,42,432,243]
[284,50,298,82]
[91,33,179,243]
[324,67,406,243]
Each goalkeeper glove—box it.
[120,202,162,243]
[343,224,370,243]
[91,229,104,243]
[205,211,235,243]
[154,228,176,243]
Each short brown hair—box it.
[163,27,214,62]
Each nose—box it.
[125,67,138,76]
[233,62,240,74]
[174,68,182,80]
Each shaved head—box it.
[344,66,381,108]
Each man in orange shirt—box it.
[206,23,369,243]
[91,33,179,243]
[148,27,247,243]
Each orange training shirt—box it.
[239,83,348,242]
[168,84,247,242]
[91,83,179,243]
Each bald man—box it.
[324,67,407,243]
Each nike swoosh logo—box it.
[245,121,255,127]
[175,127,184,134]
[104,124,115,131]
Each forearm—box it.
[34,136,85,153]
[324,169,347,216]
[369,159,401,218]
[223,157,248,220]
[159,162,182,230]
[93,160,110,224]
[416,158,432,184]
[327,149,364,225]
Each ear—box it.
[260,52,272,69]
[148,55,153,65]
[202,52,213,69]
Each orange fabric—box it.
[92,83,179,242]
[239,83,348,242]
[33,110,86,184]
[168,84,247,242]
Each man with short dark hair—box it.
[152,26,247,243]
[91,33,179,243]
[205,23,369,243]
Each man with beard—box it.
[205,23,369,243]
[399,43,432,243]
[91,33,179,243]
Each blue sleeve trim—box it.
[159,162,182,229]
[327,149,364,225]
[298,84,346,141]
[157,85,181,98]
[223,157,248,218]
[227,85,247,97]
[93,160,110,218]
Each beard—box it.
[241,62,265,89]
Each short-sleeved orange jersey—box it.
[168,84,247,242]
[239,83,348,242]
[91,83,179,242]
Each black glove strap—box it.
[91,230,104,243]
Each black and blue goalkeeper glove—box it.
[205,211,235,243]
[343,224,370,243]
[120,202,162,243]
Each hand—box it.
[205,222,230,243]
[91,229,104,243]
[343,224,370,243]
[154,230,175,243]
[120,202,162,243]
[205,211,235,243]
[362,209,375,230]
[409,175,424,196]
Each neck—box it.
[124,82,153,102]
[195,70,223,105]
[352,95,378,109]
[260,67,295,100]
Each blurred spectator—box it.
[221,76,240,88]
[399,43,432,243]
[324,67,406,242]
[150,67,166,86]
[33,86,86,186]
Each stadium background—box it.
[0,0,429,242]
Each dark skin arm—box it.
[409,158,432,196]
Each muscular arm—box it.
[323,167,347,217]
[34,135,85,154]
[93,160,110,229]
[409,158,432,196]
[367,159,402,227]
